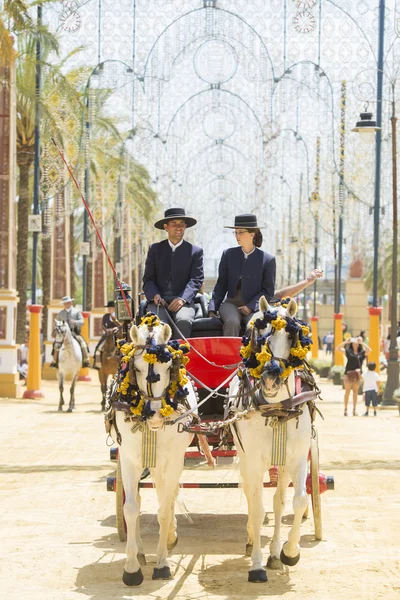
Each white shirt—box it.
[242,246,256,259]
[362,370,380,392]
[168,239,183,252]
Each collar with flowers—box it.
[114,313,191,420]
[240,302,312,380]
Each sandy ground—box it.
[1,375,400,600]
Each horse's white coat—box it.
[54,320,82,412]
[229,298,311,577]
[112,321,194,580]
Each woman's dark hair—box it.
[249,228,263,247]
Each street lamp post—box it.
[352,100,398,403]
[384,96,399,403]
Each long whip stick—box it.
[51,138,132,319]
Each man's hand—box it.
[168,298,185,312]
[153,294,166,307]
[238,305,252,316]
[208,311,218,318]
[71,319,76,325]
[307,268,323,282]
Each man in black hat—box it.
[92,301,121,369]
[50,296,90,368]
[143,207,203,338]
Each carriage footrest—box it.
[184,449,236,465]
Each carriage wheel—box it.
[116,458,127,542]
[310,429,322,540]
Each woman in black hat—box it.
[92,301,121,369]
[208,214,276,336]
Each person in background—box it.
[92,301,120,370]
[325,331,334,355]
[362,362,380,417]
[336,337,372,416]
[51,296,90,368]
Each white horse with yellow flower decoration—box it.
[228,296,317,583]
[108,313,196,586]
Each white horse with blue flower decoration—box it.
[107,313,197,586]
[227,296,318,583]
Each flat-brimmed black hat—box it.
[224,214,264,229]
[105,301,115,308]
[154,207,197,230]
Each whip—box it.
[51,138,132,319]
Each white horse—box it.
[110,317,195,586]
[53,320,82,412]
[228,297,314,582]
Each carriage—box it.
[105,297,334,570]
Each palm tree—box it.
[364,238,400,302]
[15,32,83,342]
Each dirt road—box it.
[1,377,400,600]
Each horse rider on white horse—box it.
[50,296,90,368]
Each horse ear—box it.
[130,324,140,343]
[160,323,172,344]
[287,298,298,317]
[259,296,269,312]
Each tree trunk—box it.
[69,211,75,298]
[16,155,33,344]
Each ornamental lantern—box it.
[114,281,134,322]
[352,104,381,145]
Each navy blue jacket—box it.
[143,239,204,304]
[209,246,276,312]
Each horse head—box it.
[53,319,67,342]
[121,315,189,431]
[243,296,311,399]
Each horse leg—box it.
[120,453,143,586]
[151,468,180,579]
[280,459,309,566]
[240,457,267,582]
[101,374,107,411]
[166,484,179,551]
[135,490,146,566]
[58,374,64,411]
[68,375,77,412]
[267,466,291,569]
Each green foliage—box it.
[330,365,345,375]
[364,239,400,299]
[307,358,332,375]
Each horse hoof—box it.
[280,548,300,566]
[152,566,171,580]
[245,543,253,557]
[137,552,146,566]
[58,406,63,412]
[122,568,143,586]
[248,568,268,583]
[167,536,178,551]
[267,555,283,570]
[67,408,72,413]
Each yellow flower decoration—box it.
[143,352,158,364]
[301,325,311,337]
[168,381,178,397]
[160,403,174,417]
[290,341,310,360]
[141,314,161,328]
[255,346,272,365]
[271,317,286,330]
[249,364,264,378]
[118,372,130,394]
[130,398,144,415]
[240,343,252,359]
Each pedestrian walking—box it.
[362,362,380,417]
